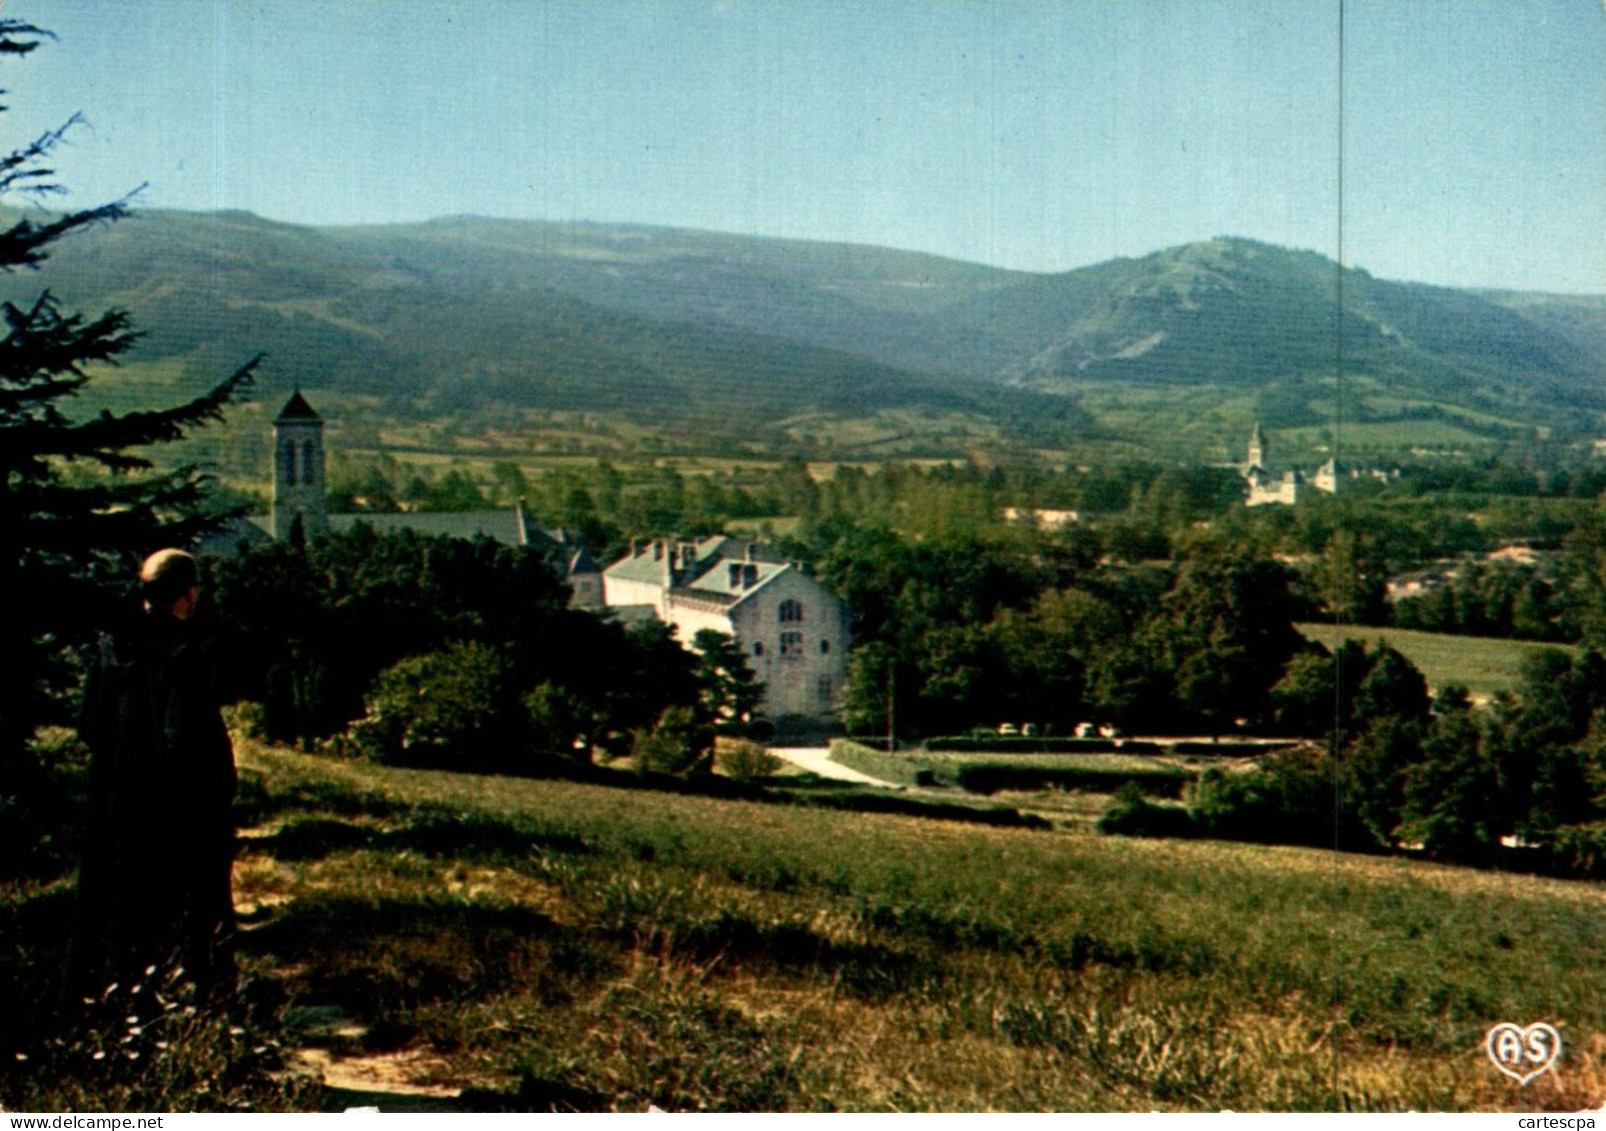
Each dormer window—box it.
[778,599,803,623]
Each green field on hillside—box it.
[10,743,1600,1111]
[1297,623,1575,700]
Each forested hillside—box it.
[6,210,1603,456]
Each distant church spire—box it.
[1246,420,1267,470]
[271,389,328,540]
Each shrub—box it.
[1098,783,1198,838]
[1185,746,1369,850]
[716,738,783,784]
[222,701,267,742]
[348,641,530,770]
[1548,821,1606,878]
[527,681,593,761]
[3,727,90,882]
[633,706,710,776]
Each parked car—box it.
[997,722,1020,737]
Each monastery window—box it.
[753,641,764,658]
[817,675,833,703]
[302,440,317,483]
[778,599,803,623]
[819,639,830,655]
[779,630,803,656]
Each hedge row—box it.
[924,737,1167,756]
[922,737,1118,754]
[1169,741,1297,757]
[828,739,936,787]
[925,738,1297,758]
[945,762,1190,798]
[829,739,1192,797]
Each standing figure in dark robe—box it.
[65,549,238,1005]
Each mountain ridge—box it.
[4,209,1602,447]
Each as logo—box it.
[1485,1022,1562,1085]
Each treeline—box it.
[203,527,760,774]
[328,448,1606,577]
[1106,645,1606,878]
[1390,561,1570,641]
[787,515,1312,738]
[780,512,1606,877]
[328,452,1606,653]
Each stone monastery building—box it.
[1242,421,1397,506]
[604,537,851,722]
[228,391,847,724]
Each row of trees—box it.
[788,509,1606,876]
[205,527,762,772]
[1390,561,1568,641]
[1114,644,1606,877]
[784,515,1314,739]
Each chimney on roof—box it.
[652,540,664,561]
[742,563,758,589]
[728,563,742,588]
[745,542,758,562]
[677,541,696,571]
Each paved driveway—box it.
[769,746,901,788]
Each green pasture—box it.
[7,742,1602,1111]
[1297,623,1575,700]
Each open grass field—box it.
[14,741,1601,1112]
[1297,623,1574,701]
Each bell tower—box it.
[271,390,328,541]
[1246,420,1267,471]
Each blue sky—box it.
[6,0,1604,291]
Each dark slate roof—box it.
[605,548,677,586]
[244,505,600,575]
[275,390,321,422]
[604,536,791,607]
[680,558,787,599]
[668,586,738,608]
[326,511,525,544]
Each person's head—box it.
[140,548,200,619]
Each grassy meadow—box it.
[1296,623,1574,701]
[16,741,1599,1111]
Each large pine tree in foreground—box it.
[0,20,257,784]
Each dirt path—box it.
[769,745,901,788]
